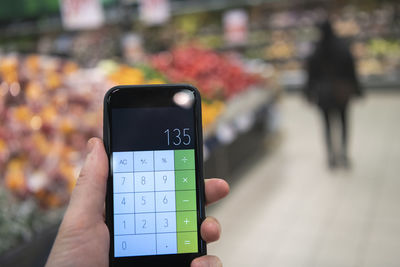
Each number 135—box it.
[164,128,191,146]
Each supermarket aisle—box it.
[207,91,400,267]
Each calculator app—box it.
[111,107,199,257]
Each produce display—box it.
[151,45,260,99]
[151,45,261,130]
[0,48,262,253]
[170,5,399,87]
[0,54,106,208]
[0,47,260,206]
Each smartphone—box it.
[103,84,206,266]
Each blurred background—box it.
[0,0,399,266]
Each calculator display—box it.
[111,106,199,258]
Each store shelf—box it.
[204,87,278,178]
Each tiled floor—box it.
[207,91,400,267]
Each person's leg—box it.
[339,104,349,166]
[321,108,335,167]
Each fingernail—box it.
[87,138,96,152]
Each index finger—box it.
[205,178,229,206]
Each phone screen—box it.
[105,86,205,261]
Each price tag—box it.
[139,0,170,25]
[60,0,105,30]
[223,9,248,46]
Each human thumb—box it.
[66,137,109,221]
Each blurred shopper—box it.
[304,20,363,168]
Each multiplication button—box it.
[175,170,196,190]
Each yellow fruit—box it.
[5,159,26,192]
[26,81,42,101]
[14,106,32,122]
[45,72,61,90]
[63,62,79,74]
[202,100,225,128]
[0,139,6,152]
[32,133,50,155]
[109,66,145,85]
[41,106,57,124]
[147,79,165,84]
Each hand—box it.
[46,138,229,267]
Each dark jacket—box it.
[304,21,362,109]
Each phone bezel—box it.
[103,84,206,266]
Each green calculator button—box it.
[177,232,198,253]
[176,211,197,232]
[176,190,197,211]
[174,149,195,170]
[175,170,196,190]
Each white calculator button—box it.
[156,233,177,255]
[113,152,133,173]
[114,193,134,214]
[155,191,176,212]
[154,171,175,191]
[114,172,134,193]
[134,151,154,172]
[154,150,174,171]
[114,214,135,235]
[135,213,156,234]
[135,192,155,213]
[156,212,177,233]
[134,171,155,192]
[115,234,156,257]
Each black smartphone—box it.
[103,84,206,266]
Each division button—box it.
[174,150,195,170]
